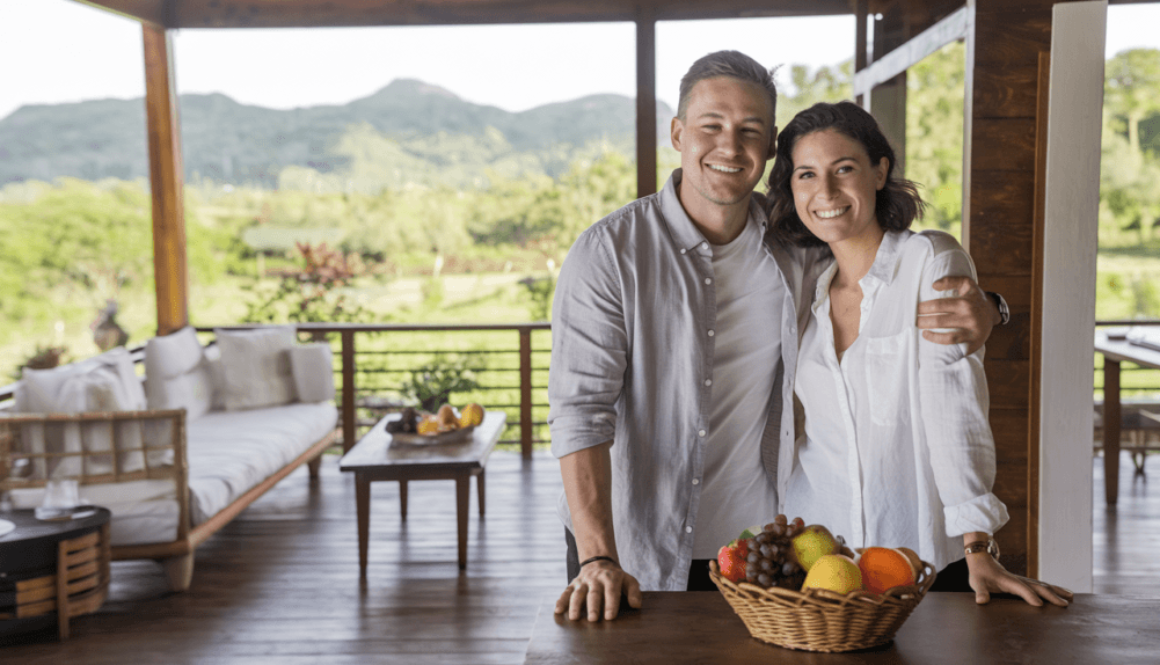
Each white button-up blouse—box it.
[783,229,1009,571]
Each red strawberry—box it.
[717,538,749,583]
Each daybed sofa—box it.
[0,325,338,591]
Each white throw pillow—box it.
[214,326,298,410]
[288,343,335,403]
[16,347,147,479]
[144,326,214,421]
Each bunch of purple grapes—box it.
[743,515,807,589]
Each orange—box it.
[858,547,916,595]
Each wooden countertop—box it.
[524,591,1160,664]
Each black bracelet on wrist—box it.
[579,555,618,568]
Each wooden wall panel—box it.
[984,361,1031,410]
[970,119,1037,173]
[978,275,1032,361]
[964,0,1058,577]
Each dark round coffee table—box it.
[0,507,111,640]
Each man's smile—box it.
[707,164,744,174]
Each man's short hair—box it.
[677,50,778,125]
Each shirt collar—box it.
[659,169,768,254]
[863,229,907,288]
[809,229,909,314]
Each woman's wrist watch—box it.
[965,538,1000,561]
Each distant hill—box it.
[0,79,674,190]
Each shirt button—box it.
[701,242,708,250]
[707,330,715,337]
[680,248,687,255]
[698,429,706,437]
[686,526,693,533]
[704,278,712,285]
[692,478,700,485]
[704,379,712,387]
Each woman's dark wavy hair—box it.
[765,101,925,249]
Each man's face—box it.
[671,77,776,214]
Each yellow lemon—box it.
[459,403,485,428]
[416,417,440,436]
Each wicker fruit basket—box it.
[708,558,937,653]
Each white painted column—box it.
[1038,0,1107,593]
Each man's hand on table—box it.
[555,560,643,621]
[916,276,999,355]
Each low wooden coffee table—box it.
[339,411,506,574]
[0,507,111,640]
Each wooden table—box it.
[524,591,1160,664]
[1095,330,1160,506]
[0,507,111,640]
[339,410,506,574]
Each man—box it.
[548,51,1001,623]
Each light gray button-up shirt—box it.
[548,170,823,591]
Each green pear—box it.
[791,524,840,572]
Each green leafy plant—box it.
[399,354,482,412]
[244,242,369,324]
[11,344,69,380]
[519,274,555,321]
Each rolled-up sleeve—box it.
[549,228,629,458]
[917,247,1010,537]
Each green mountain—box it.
[0,79,674,190]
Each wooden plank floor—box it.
[1093,451,1160,597]
[2,450,1156,661]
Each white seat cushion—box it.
[9,479,180,546]
[186,402,337,525]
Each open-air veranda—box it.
[2,0,1159,658]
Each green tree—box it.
[1106,49,1160,156]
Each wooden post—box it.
[1026,50,1051,580]
[519,328,533,460]
[854,0,868,107]
[870,10,908,176]
[143,25,188,336]
[342,330,357,453]
[1102,358,1121,507]
[636,10,657,199]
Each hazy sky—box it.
[2,1,1159,121]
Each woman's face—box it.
[789,128,888,246]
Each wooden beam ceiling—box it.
[76,0,855,29]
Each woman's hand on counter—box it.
[966,553,1074,607]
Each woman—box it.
[767,101,1070,606]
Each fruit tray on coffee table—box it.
[709,558,937,653]
[389,425,476,446]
